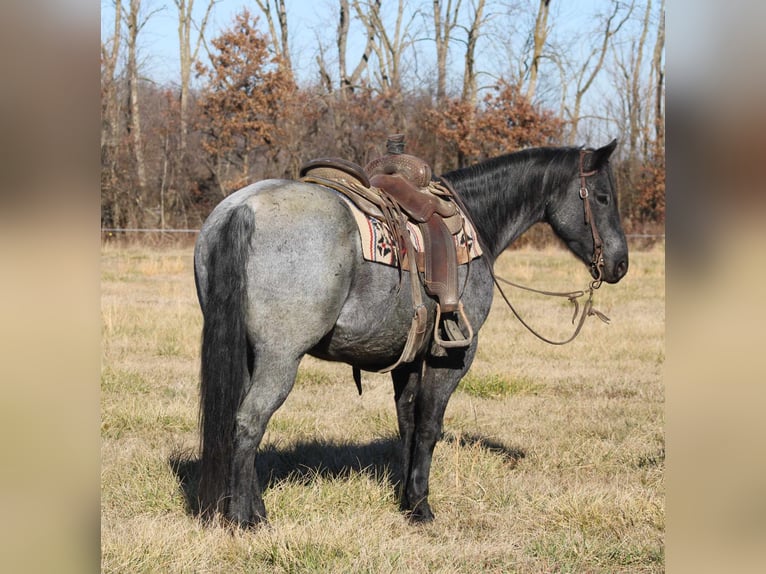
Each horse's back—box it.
[195,180,362,354]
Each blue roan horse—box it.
[193,140,629,528]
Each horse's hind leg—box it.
[227,349,301,527]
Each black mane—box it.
[443,146,583,257]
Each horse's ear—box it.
[585,138,618,171]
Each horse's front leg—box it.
[401,345,476,523]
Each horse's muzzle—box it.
[601,256,629,284]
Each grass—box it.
[458,372,541,399]
[101,241,664,573]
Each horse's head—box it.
[547,139,629,284]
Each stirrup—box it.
[433,302,474,348]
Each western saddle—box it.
[299,134,476,374]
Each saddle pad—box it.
[336,193,483,270]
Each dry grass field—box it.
[101,241,664,573]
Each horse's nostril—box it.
[615,259,628,278]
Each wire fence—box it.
[101,227,665,247]
[101,228,200,233]
[101,228,665,240]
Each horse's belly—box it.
[308,262,434,370]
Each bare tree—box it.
[174,0,216,154]
[338,0,377,95]
[356,0,415,95]
[101,2,122,166]
[124,0,148,209]
[254,0,293,73]
[566,0,633,144]
[430,0,462,172]
[629,0,651,158]
[101,0,123,227]
[433,0,462,104]
[601,1,664,222]
[352,0,418,129]
[461,0,487,108]
[338,0,352,93]
[651,0,665,149]
[525,0,550,101]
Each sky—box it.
[101,0,371,86]
[100,0,645,89]
[101,0,663,146]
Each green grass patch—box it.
[457,372,540,399]
[101,366,150,394]
[264,540,350,572]
[102,407,195,439]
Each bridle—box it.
[578,149,605,290]
[440,148,611,346]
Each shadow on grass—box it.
[169,433,525,518]
[442,431,527,469]
[169,437,400,517]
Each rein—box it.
[440,149,610,346]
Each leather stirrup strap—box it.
[420,216,459,312]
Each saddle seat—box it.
[298,159,463,234]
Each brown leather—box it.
[420,216,459,312]
[369,174,457,222]
[300,157,370,188]
[365,153,432,187]
[301,173,386,220]
[369,173,460,312]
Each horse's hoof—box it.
[225,508,268,530]
[406,505,435,524]
[225,516,268,531]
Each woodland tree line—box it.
[101,0,665,237]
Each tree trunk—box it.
[652,0,665,150]
[101,0,122,156]
[101,0,122,226]
[432,0,460,173]
[276,0,291,71]
[462,0,485,109]
[350,0,378,91]
[175,0,215,155]
[526,0,550,102]
[433,0,460,104]
[255,0,293,75]
[630,0,651,159]
[126,0,147,214]
[338,0,380,158]
[338,0,350,94]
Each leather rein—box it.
[440,149,610,346]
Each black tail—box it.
[197,204,255,519]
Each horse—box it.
[193,140,629,528]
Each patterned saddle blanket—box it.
[337,192,482,271]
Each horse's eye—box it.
[596,193,610,206]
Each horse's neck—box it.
[448,154,553,258]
